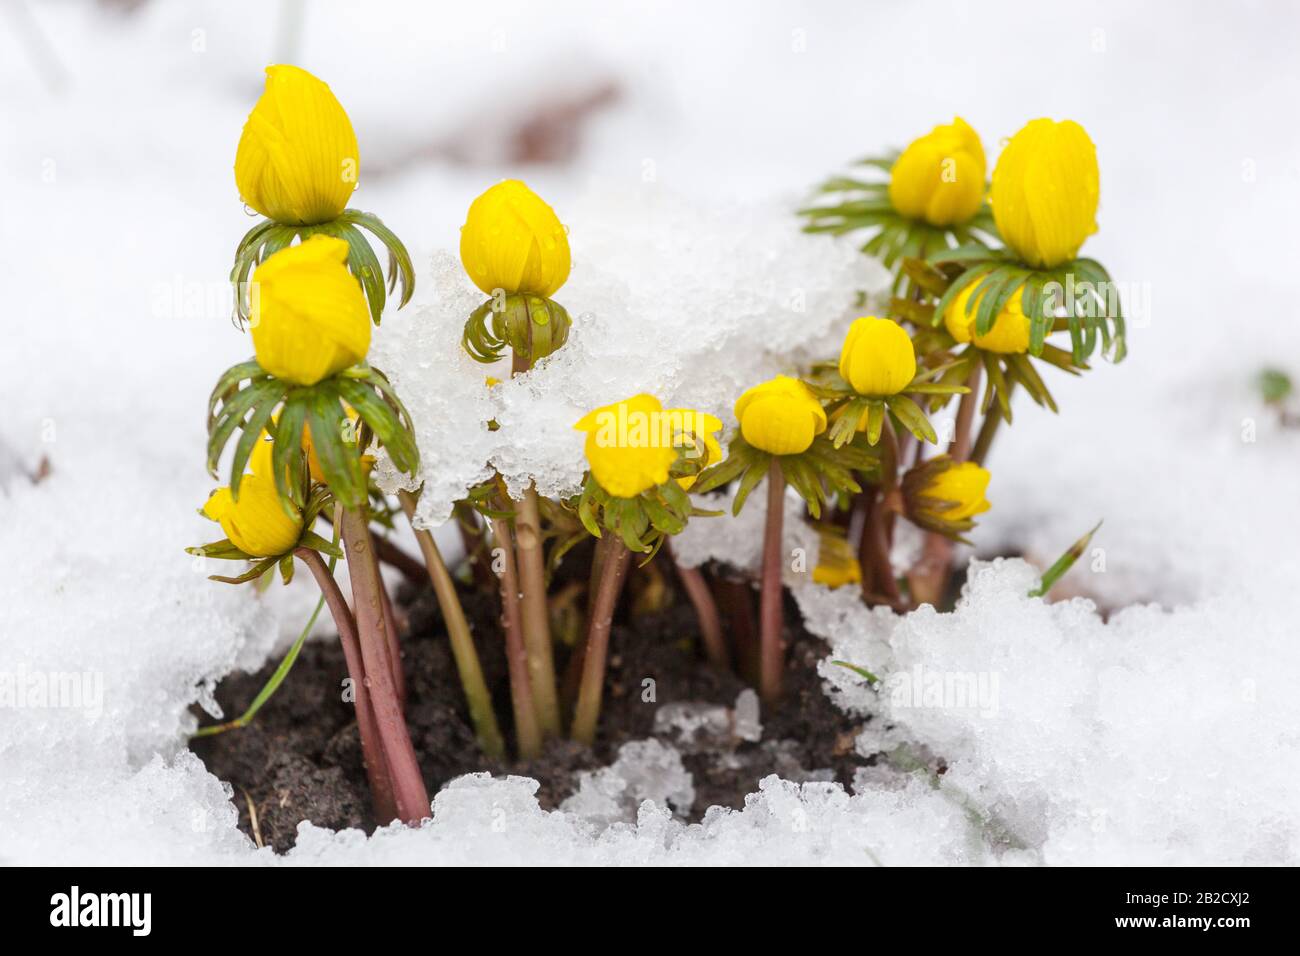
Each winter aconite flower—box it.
[839,317,917,396]
[202,439,303,557]
[574,394,680,499]
[944,284,1031,354]
[250,236,371,386]
[812,527,862,589]
[889,117,986,227]
[991,118,1099,269]
[916,460,991,522]
[460,180,571,298]
[735,376,827,456]
[235,65,359,226]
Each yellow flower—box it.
[944,283,1031,354]
[460,180,571,298]
[921,461,991,521]
[235,65,359,226]
[250,236,371,386]
[889,117,986,227]
[838,317,917,396]
[991,118,1099,269]
[574,394,679,499]
[812,527,862,589]
[665,409,723,490]
[734,376,827,456]
[202,437,303,557]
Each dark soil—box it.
[191,556,872,853]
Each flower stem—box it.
[295,546,397,824]
[951,365,981,462]
[508,349,562,738]
[759,458,786,704]
[908,370,981,608]
[376,560,406,708]
[971,380,1013,466]
[489,512,543,760]
[570,538,631,747]
[340,506,429,825]
[859,420,902,606]
[514,485,562,737]
[399,491,505,759]
[666,541,728,668]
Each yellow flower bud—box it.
[921,461,991,521]
[250,236,371,386]
[574,394,680,499]
[944,283,1031,354]
[460,180,571,298]
[838,317,917,396]
[991,118,1099,269]
[235,65,359,226]
[889,117,986,227]
[734,376,827,456]
[202,437,303,557]
[665,409,723,491]
[812,527,862,589]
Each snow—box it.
[2,0,1298,865]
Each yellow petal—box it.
[460,180,571,297]
[991,118,1099,268]
[250,236,371,385]
[925,461,991,521]
[812,527,862,589]
[943,284,1031,354]
[735,375,826,456]
[889,117,986,227]
[575,394,678,499]
[235,65,359,225]
[838,317,917,396]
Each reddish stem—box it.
[666,541,728,668]
[489,513,543,759]
[295,547,397,824]
[340,507,430,825]
[570,539,632,746]
[375,557,407,708]
[759,459,785,704]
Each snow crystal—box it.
[560,739,695,826]
[798,560,1300,865]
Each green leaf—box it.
[1029,521,1102,598]
[346,209,416,309]
[732,458,771,516]
[866,401,885,446]
[207,379,283,478]
[886,394,938,444]
[272,394,309,509]
[932,266,988,329]
[693,446,750,494]
[831,660,880,685]
[1258,368,1293,404]
[336,376,417,476]
[228,397,278,502]
[981,353,1013,423]
[306,387,364,508]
